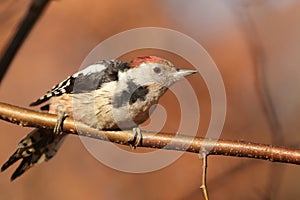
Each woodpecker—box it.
[1,56,197,180]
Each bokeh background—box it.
[1,0,300,199]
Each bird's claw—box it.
[54,111,67,134]
[130,127,142,149]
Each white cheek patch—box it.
[126,63,157,85]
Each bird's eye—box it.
[153,67,161,74]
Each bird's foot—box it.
[129,127,142,149]
[54,111,68,134]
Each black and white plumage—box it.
[1,56,197,180]
[1,129,65,181]
[29,60,130,107]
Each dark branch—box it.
[0,0,50,83]
[0,102,300,165]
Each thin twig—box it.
[0,102,300,165]
[0,0,50,83]
[199,148,209,200]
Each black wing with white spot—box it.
[29,60,130,106]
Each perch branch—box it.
[0,102,300,165]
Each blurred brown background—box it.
[1,0,300,199]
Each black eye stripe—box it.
[153,67,161,74]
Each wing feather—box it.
[30,60,129,107]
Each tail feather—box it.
[10,156,33,181]
[1,150,22,172]
[1,128,66,181]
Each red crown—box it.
[130,56,165,67]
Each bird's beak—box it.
[175,68,198,78]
